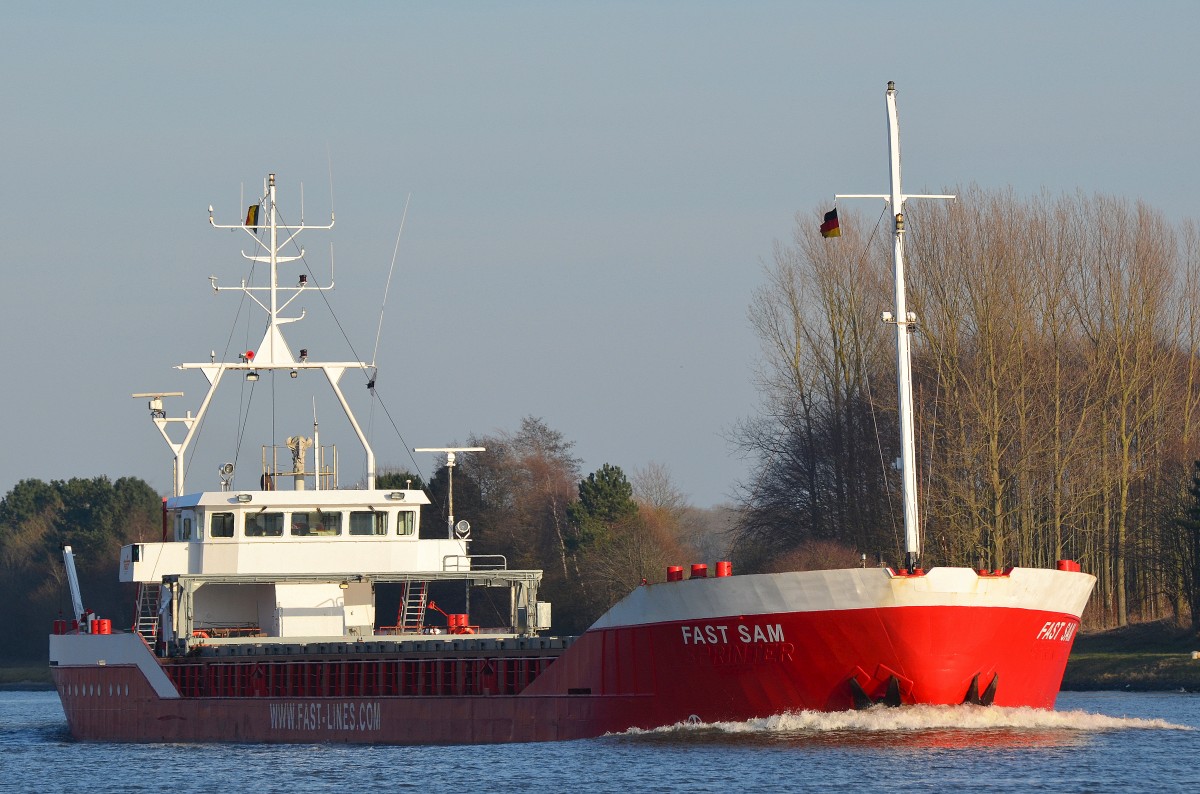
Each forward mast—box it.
[836,82,954,572]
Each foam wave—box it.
[618,704,1191,739]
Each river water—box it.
[1,690,1195,793]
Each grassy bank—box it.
[0,665,52,690]
[1063,620,1200,692]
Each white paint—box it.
[592,567,1097,630]
[49,633,180,699]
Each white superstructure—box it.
[120,173,546,646]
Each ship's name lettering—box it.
[680,623,784,645]
[1035,621,1076,642]
[269,701,382,732]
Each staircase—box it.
[397,580,428,632]
[132,583,161,646]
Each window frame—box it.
[349,510,388,536]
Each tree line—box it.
[0,422,733,663]
[734,187,1200,628]
[0,476,162,663]
[388,417,733,634]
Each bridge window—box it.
[246,512,284,537]
[291,510,342,537]
[397,511,414,536]
[211,512,235,538]
[349,511,387,536]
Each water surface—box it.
[1,691,1194,793]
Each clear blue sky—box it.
[1,2,1197,509]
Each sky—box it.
[2,1,1198,510]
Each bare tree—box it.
[738,188,1200,627]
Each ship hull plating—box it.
[51,567,1095,744]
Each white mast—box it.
[137,173,390,494]
[837,82,954,572]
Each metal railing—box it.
[443,554,508,572]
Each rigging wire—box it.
[368,385,427,483]
[366,195,412,464]
[922,368,942,560]
[903,211,941,561]
[269,203,427,484]
[182,195,267,488]
[847,203,902,544]
[183,182,427,490]
[274,205,372,378]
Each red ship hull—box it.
[51,566,1095,744]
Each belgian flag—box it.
[820,208,841,238]
[245,204,261,228]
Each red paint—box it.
[53,600,1083,744]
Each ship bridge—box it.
[119,487,546,646]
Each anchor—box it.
[848,675,903,709]
[962,673,999,706]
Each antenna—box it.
[414,447,486,538]
[372,192,412,368]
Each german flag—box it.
[245,204,261,228]
[820,208,841,238]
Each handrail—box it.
[443,554,508,572]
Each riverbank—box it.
[1062,619,1200,692]
[0,666,52,690]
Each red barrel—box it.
[89,619,99,634]
[690,563,708,579]
[715,561,733,577]
[52,619,65,635]
[666,566,684,582]
[98,619,112,635]
[1056,559,1082,572]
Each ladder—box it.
[397,581,428,632]
[132,583,161,646]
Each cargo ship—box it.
[50,83,1095,744]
